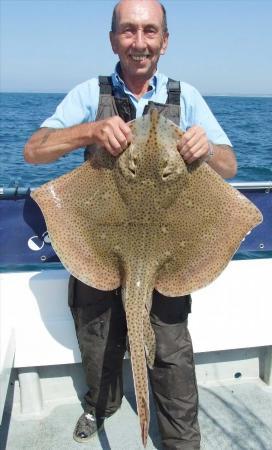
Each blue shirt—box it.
[41,66,232,146]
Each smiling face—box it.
[110,0,169,84]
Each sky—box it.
[1,0,272,95]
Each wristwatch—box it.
[205,141,214,162]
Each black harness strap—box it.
[99,75,136,121]
[115,97,136,122]
[167,78,181,105]
[99,76,113,95]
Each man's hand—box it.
[177,125,210,164]
[177,125,237,178]
[91,116,132,156]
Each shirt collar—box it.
[112,62,158,96]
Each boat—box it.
[0,181,272,449]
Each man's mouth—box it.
[130,55,150,62]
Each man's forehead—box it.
[115,0,164,26]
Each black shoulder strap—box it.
[98,76,113,95]
[167,78,181,105]
[98,75,136,122]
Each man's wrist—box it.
[205,141,214,162]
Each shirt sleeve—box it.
[40,78,99,129]
[181,83,232,146]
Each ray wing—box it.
[31,157,127,290]
[155,139,262,296]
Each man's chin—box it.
[128,66,155,79]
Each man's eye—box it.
[123,28,134,36]
[146,32,157,38]
[145,28,157,35]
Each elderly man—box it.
[24,1,236,449]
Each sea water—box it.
[0,92,271,186]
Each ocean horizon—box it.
[2,90,272,98]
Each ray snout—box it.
[123,150,183,184]
[149,107,160,128]
[161,156,184,182]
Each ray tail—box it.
[121,263,157,447]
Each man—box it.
[24,1,237,449]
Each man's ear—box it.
[109,31,118,54]
[160,32,169,55]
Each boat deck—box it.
[1,362,272,450]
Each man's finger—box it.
[182,132,205,151]
[113,127,130,150]
[186,148,204,164]
[107,134,123,155]
[119,120,132,143]
[181,139,208,162]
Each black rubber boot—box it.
[73,412,104,443]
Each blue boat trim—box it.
[0,182,271,268]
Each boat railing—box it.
[231,181,272,190]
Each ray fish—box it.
[31,109,262,446]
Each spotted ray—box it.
[31,110,262,446]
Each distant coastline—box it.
[204,93,272,98]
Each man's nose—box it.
[133,30,146,50]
